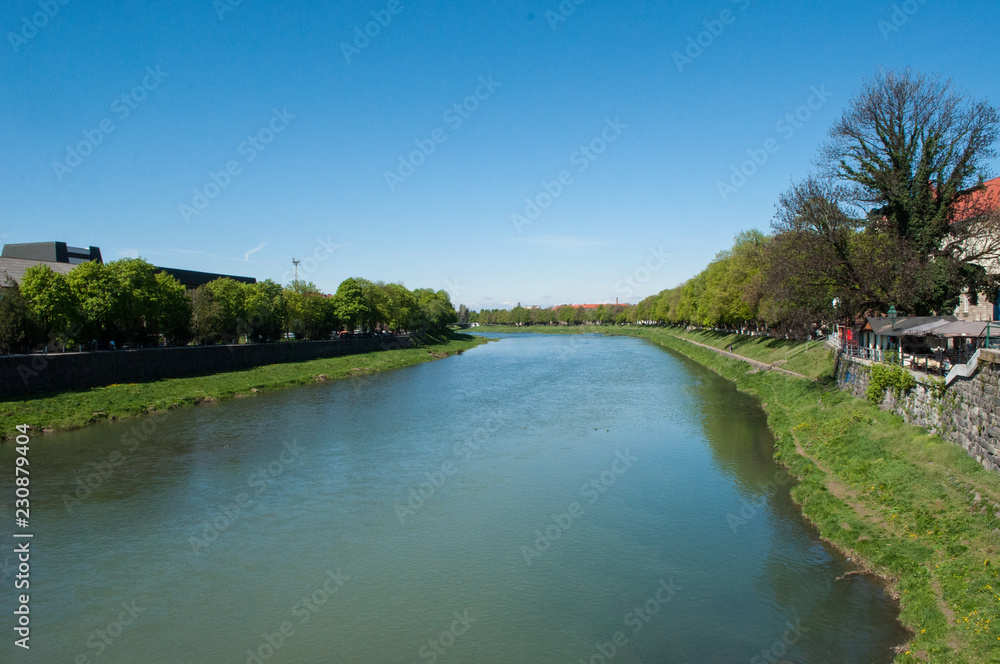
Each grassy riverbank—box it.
[0,332,488,440]
[485,325,1000,662]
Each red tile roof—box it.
[953,176,1000,222]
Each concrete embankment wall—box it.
[835,350,1000,472]
[0,336,416,397]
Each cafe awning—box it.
[899,319,954,337]
[932,321,988,338]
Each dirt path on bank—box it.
[679,337,813,380]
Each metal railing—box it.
[842,345,893,363]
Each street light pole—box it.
[887,305,898,365]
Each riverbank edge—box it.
[481,325,1000,662]
[0,332,489,441]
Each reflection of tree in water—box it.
[683,357,779,494]
[752,490,909,664]
[671,353,908,663]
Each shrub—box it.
[866,362,916,405]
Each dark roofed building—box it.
[0,256,77,285]
[0,241,255,290]
[2,241,102,264]
[157,266,256,289]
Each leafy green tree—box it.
[111,259,167,343]
[333,278,369,332]
[357,279,392,331]
[19,265,78,343]
[66,260,118,343]
[192,284,224,344]
[284,281,337,340]
[557,305,578,325]
[244,279,286,342]
[384,283,417,332]
[510,304,529,326]
[412,289,458,331]
[151,272,193,345]
[193,277,249,343]
[0,277,31,352]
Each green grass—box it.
[630,327,837,382]
[483,324,1000,661]
[0,332,487,440]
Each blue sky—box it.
[3,0,999,310]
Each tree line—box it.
[640,70,1000,334]
[0,258,458,352]
[472,303,634,326]
[476,69,1000,335]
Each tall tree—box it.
[332,278,369,332]
[557,305,578,325]
[411,289,458,331]
[0,277,31,352]
[244,279,286,342]
[357,279,392,332]
[111,258,166,343]
[193,277,248,343]
[66,260,118,343]
[383,283,417,333]
[19,265,78,343]
[284,280,336,340]
[151,271,193,345]
[820,68,1000,312]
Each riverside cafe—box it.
[852,316,989,375]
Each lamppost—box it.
[887,305,898,365]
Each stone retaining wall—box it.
[0,336,416,397]
[835,350,1000,472]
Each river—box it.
[0,332,908,662]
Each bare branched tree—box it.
[764,70,1000,318]
[821,69,999,258]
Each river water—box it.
[0,332,908,663]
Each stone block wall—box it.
[835,350,1000,472]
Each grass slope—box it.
[0,332,487,440]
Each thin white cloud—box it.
[244,241,266,261]
[117,248,140,258]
